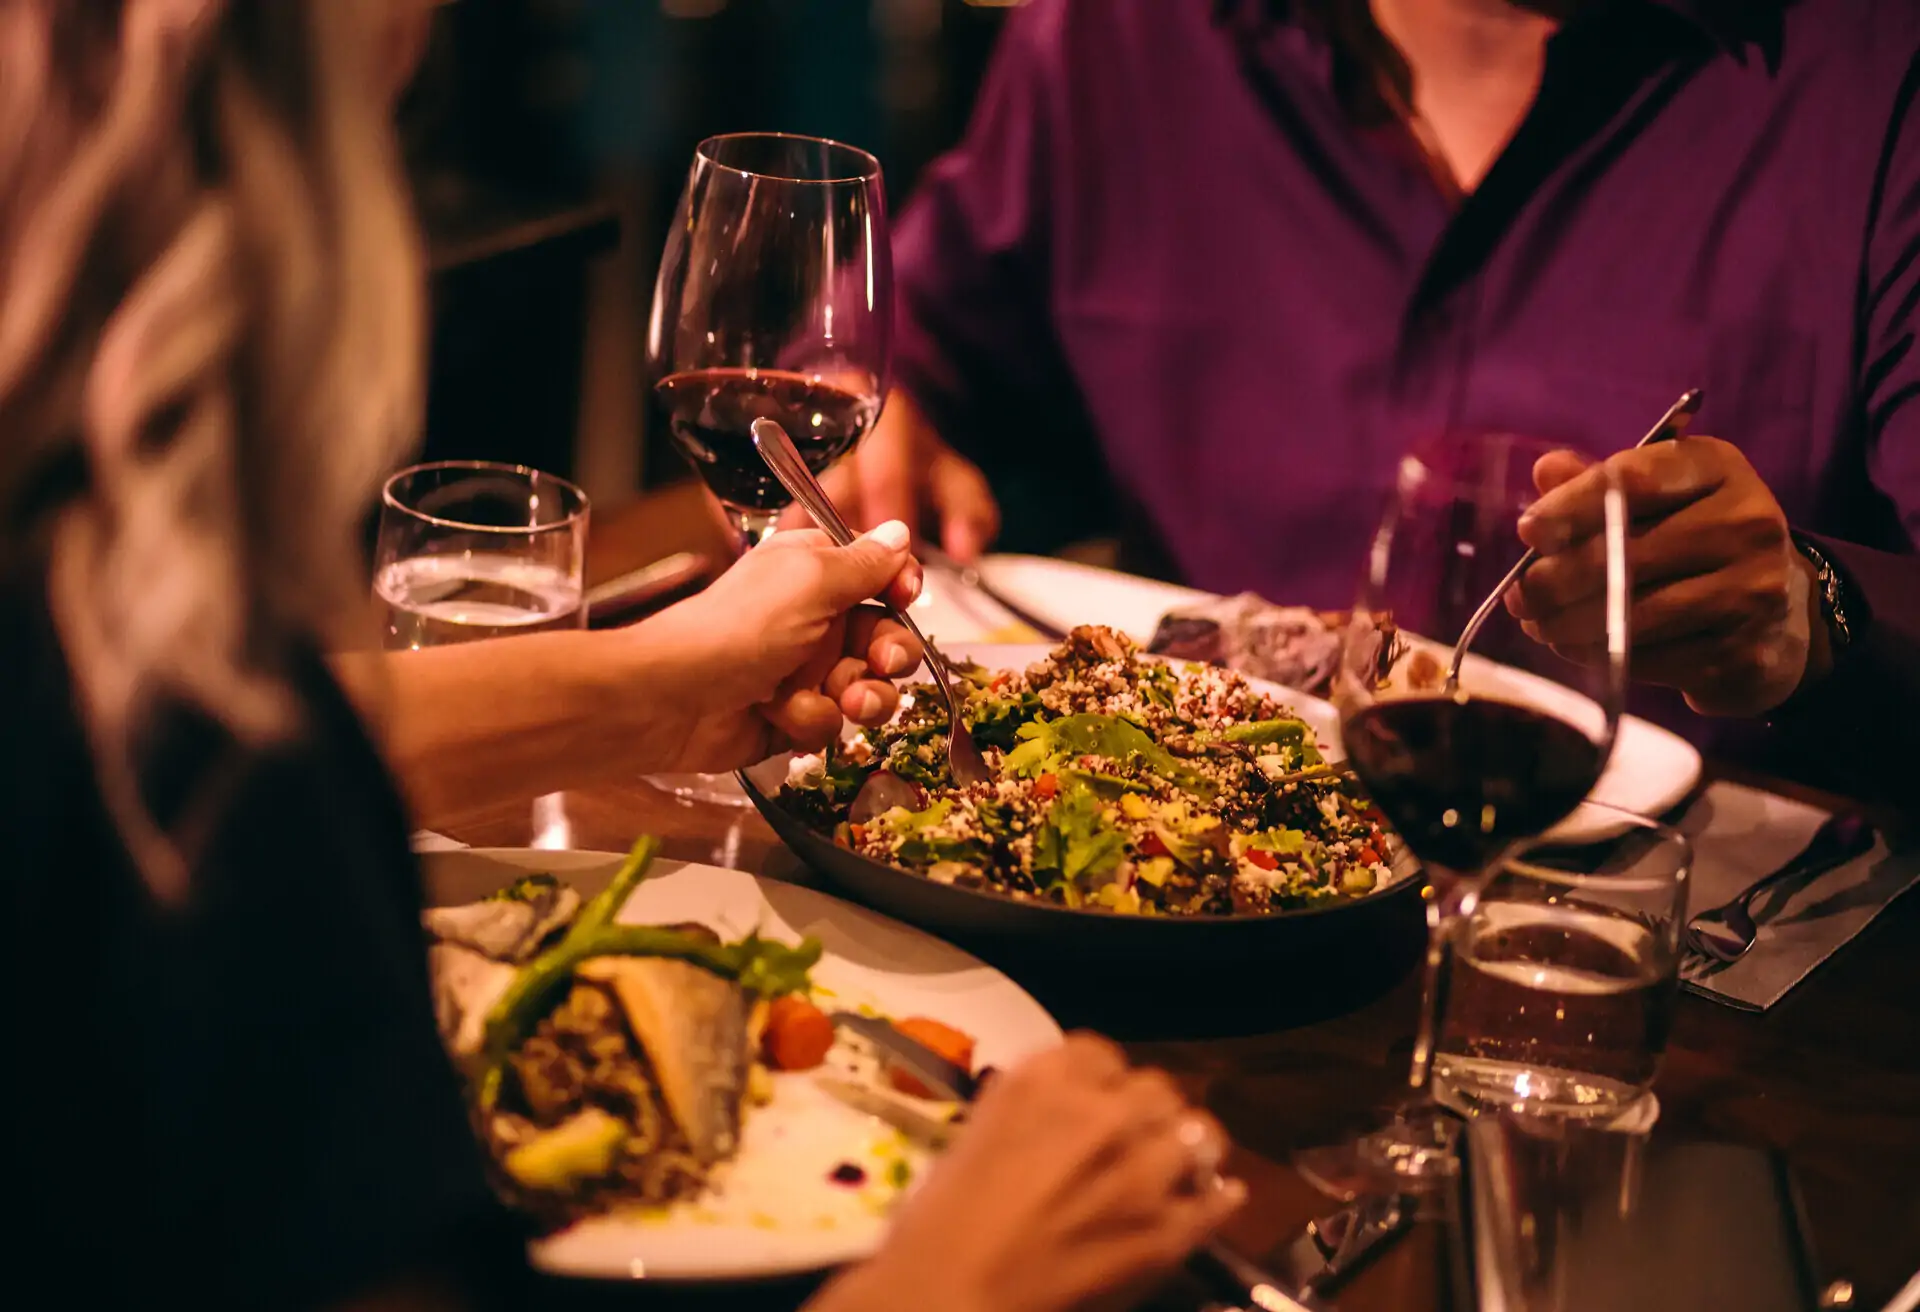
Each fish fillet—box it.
[576,956,750,1164]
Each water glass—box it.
[375,460,589,848]
[375,460,589,649]
[1433,802,1691,1123]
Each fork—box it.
[751,418,992,788]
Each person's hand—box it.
[1506,437,1827,717]
[627,523,924,772]
[754,390,1001,562]
[817,1035,1246,1312]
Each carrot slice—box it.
[888,1017,978,1098]
[763,995,836,1071]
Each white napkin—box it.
[1676,782,1919,1012]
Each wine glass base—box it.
[1292,1105,1462,1202]
[646,772,755,807]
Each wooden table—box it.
[429,495,1920,1312]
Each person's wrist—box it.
[589,617,717,775]
[1793,548,1836,694]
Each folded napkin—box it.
[1675,782,1919,1011]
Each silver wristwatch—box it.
[1792,534,1854,655]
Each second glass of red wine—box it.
[648,131,891,549]
[1293,433,1631,1199]
[644,132,891,805]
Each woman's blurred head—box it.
[0,0,428,891]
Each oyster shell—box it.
[423,875,580,963]
[428,942,518,1057]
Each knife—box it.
[830,1011,981,1102]
[920,545,1069,641]
[831,1014,1331,1312]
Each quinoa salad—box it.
[778,626,1396,917]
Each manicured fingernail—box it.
[866,520,911,550]
[901,560,924,603]
[878,642,915,676]
[853,688,886,720]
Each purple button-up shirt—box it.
[892,0,1920,799]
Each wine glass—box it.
[375,460,589,847]
[1294,433,1631,1198]
[644,131,891,806]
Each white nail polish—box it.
[866,520,911,550]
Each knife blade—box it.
[828,1014,1330,1312]
[829,1011,980,1102]
[921,545,1069,641]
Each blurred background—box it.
[401,0,1021,520]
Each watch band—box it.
[1792,534,1853,655]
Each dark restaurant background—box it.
[399,0,1018,514]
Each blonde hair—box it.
[0,0,425,896]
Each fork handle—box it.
[754,419,859,548]
[751,418,965,695]
[1732,815,1874,910]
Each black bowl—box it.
[739,757,1427,1015]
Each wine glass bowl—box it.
[1336,437,1628,885]
[648,132,892,547]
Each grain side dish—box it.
[781,626,1394,916]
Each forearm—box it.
[331,629,696,823]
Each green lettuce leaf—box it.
[1005,714,1215,796]
[1033,778,1129,888]
[967,690,1045,750]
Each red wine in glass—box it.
[1343,697,1607,877]
[655,367,879,514]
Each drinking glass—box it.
[1294,433,1632,1198]
[375,460,589,847]
[644,131,891,806]
[1434,802,1690,1123]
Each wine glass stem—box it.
[729,508,780,554]
[1406,873,1478,1094]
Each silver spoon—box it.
[1443,387,1704,694]
[750,417,993,789]
[1686,812,1876,962]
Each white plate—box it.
[421,848,1061,1282]
[939,638,1702,846]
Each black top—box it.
[2,569,526,1309]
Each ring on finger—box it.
[1175,1114,1225,1193]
